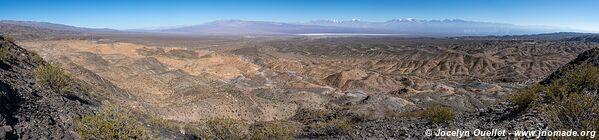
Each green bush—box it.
[289,108,354,136]
[201,118,248,140]
[540,63,599,132]
[508,83,542,109]
[421,105,454,124]
[32,64,76,94]
[76,103,151,139]
[250,121,299,140]
[2,35,16,43]
[507,63,599,133]
[146,114,180,132]
[352,106,376,121]
[546,93,599,131]
[544,63,599,101]
[0,47,10,60]
[30,51,45,65]
[313,118,354,135]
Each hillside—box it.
[0,23,82,40]
[567,35,599,43]
[332,46,599,139]
[0,20,121,40]
[0,36,96,139]
[0,20,117,33]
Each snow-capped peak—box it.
[388,18,419,22]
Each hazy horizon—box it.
[0,0,598,32]
[0,18,583,31]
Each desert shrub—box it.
[2,35,16,43]
[30,51,45,65]
[383,109,400,118]
[541,63,599,132]
[76,103,151,139]
[421,105,454,124]
[201,118,248,140]
[289,108,356,136]
[32,64,77,94]
[313,118,354,135]
[0,47,10,60]
[508,83,543,109]
[544,63,599,101]
[290,108,330,125]
[250,121,299,140]
[181,122,204,138]
[354,106,376,121]
[546,93,599,131]
[146,114,179,132]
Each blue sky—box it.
[0,0,597,31]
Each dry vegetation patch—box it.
[421,105,455,124]
[543,63,599,132]
[33,64,78,94]
[509,63,599,132]
[76,103,151,139]
[200,118,249,140]
[508,83,542,109]
[250,121,300,140]
[0,47,10,60]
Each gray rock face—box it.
[381,96,416,112]
[0,36,96,139]
[337,91,369,105]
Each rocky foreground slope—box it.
[0,36,96,139]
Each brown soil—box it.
[18,37,599,125]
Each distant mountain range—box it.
[152,19,580,36]
[0,19,590,37]
[0,20,117,33]
[0,20,118,39]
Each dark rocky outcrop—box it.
[0,36,96,139]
